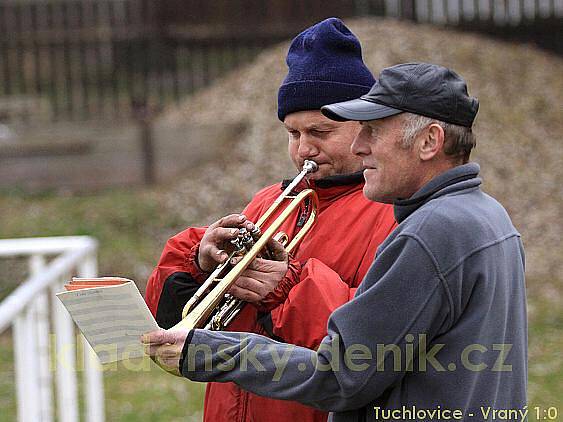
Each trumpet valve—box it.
[250,226,262,241]
[235,228,253,250]
[230,235,245,254]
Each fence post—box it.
[31,254,54,422]
[13,315,32,422]
[52,275,79,422]
[12,254,48,422]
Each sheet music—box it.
[56,281,159,363]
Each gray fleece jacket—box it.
[181,163,527,422]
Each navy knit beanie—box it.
[277,17,375,121]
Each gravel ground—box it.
[157,17,563,289]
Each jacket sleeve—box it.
[261,211,397,349]
[264,259,359,349]
[144,227,208,327]
[181,234,452,412]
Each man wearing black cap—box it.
[144,18,396,422]
[145,62,527,421]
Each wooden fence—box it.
[0,0,561,122]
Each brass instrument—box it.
[172,160,319,332]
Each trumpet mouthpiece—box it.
[303,160,319,173]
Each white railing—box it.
[0,236,104,422]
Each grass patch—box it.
[0,334,205,421]
[103,360,205,421]
[527,291,563,411]
[0,188,187,294]
[0,336,16,420]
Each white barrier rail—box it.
[0,236,104,422]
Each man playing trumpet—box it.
[144,18,396,422]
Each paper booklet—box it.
[56,277,159,364]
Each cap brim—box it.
[321,98,403,122]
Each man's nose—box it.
[351,128,368,156]
[298,136,319,157]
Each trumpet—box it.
[172,160,319,332]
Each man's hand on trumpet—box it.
[197,212,290,304]
[228,237,288,303]
[197,214,255,273]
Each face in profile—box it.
[351,115,420,203]
[284,110,364,180]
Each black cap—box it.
[321,63,479,127]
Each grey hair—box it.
[399,113,476,162]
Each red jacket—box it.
[145,175,396,422]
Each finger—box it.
[245,257,286,273]
[157,344,181,359]
[245,257,268,271]
[243,220,256,232]
[238,268,275,284]
[231,255,286,271]
[155,353,180,374]
[229,284,263,302]
[146,343,179,363]
[208,227,242,257]
[210,227,241,243]
[230,255,243,266]
[144,339,175,357]
[209,214,247,230]
[266,237,288,262]
[233,275,262,291]
[238,271,276,296]
[144,342,166,357]
[201,243,231,266]
[233,276,270,297]
[141,329,171,346]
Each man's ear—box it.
[418,123,445,161]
